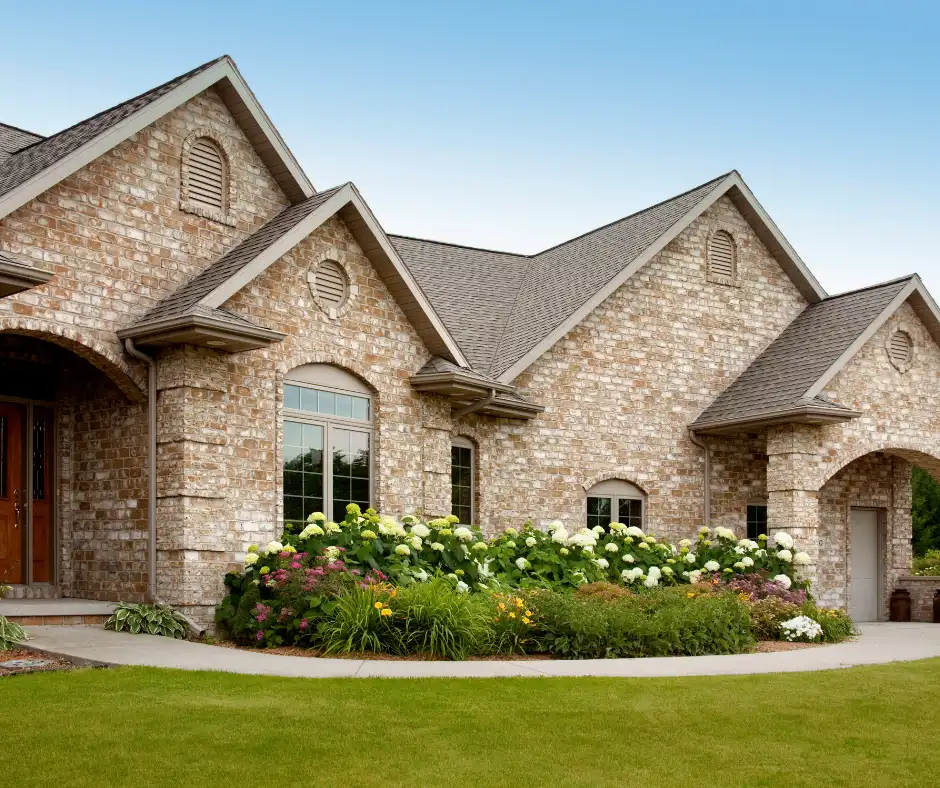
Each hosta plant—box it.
[0,615,28,650]
[105,602,187,639]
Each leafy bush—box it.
[105,603,187,639]
[912,550,940,576]
[575,582,634,602]
[226,507,812,606]
[748,597,801,640]
[0,584,11,600]
[0,616,27,650]
[802,604,856,642]
[723,573,808,605]
[530,587,753,659]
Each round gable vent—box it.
[314,260,348,308]
[887,329,913,371]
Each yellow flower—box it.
[522,617,531,625]
[374,602,384,609]
[380,608,393,617]
[524,610,532,617]
[498,602,506,611]
[687,592,696,598]
[509,612,516,619]
[515,598,524,608]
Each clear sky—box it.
[2,0,938,296]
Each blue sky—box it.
[2,0,938,295]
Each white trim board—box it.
[0,57,314,221]
[200,184,469,367]
[497,171,827,384]
[805,275,940,399]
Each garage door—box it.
[850,509,881,622]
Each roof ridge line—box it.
[389,233,530,258]
[820,274,918,302]
[6,55,227,156]
[531,171,734,259]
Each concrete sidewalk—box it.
[22,622,940,679]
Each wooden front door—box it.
[0,402,25,584]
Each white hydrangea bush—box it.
[779,615,824,642]
[240,504,810,594]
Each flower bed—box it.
[216,508,854,657]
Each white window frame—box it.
[586,479,646,529]
[451,436,475,525]
[283,373,373,524]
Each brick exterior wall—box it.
[0,83,936,625]
[460,196,806,540]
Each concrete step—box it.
[0,598,115,626]
[2,584,60,600]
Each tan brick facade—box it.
[2,82,939,626]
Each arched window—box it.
[586,479,645,529]
[451,437,475,524]
[283,364,373,526]
[180,131,233,224]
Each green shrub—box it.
[748,597,801,640]
[912,550,940,576]
[389,580,492,659]
[531,587,753,659]
[105,603,187,639]
[802,604,857,642]
[0,615,27,650]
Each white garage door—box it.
[850,509,881,622]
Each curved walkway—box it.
[22,622,940,679]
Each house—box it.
[1,55,938,627]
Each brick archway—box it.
[0,319,145,401]
[811,440,940,492]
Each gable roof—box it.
[691,275,940,432]
[122,183,468,365]
[0,56,314,219]
[393,171,828,383]
[0,123,44,164]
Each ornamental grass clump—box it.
[391,579,492,659]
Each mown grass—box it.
[5,659,940,787]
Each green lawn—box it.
[5,660,940,787]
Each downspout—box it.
[688,428,711,528]
[124,339,204,637]
[453,388,497,419]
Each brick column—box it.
[766,424,822,589]
[886,457,914,613]
[420,397,453,520]
[154,346,230,624]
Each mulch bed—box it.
[751,640,824,653]
[210,639,835,660]
[0,648,77,677]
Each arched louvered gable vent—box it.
[708,230,736,283]
[187,138,226,211]
[315,260,349,308]
[888,329,913,370]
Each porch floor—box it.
[19,622,940,678]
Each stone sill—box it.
[898,575,940,583]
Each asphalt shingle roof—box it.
[0,123,44,164]
[692,276,915,427]
[0,57,224,198]
[130,185,343,328]
[392,173,729,378]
